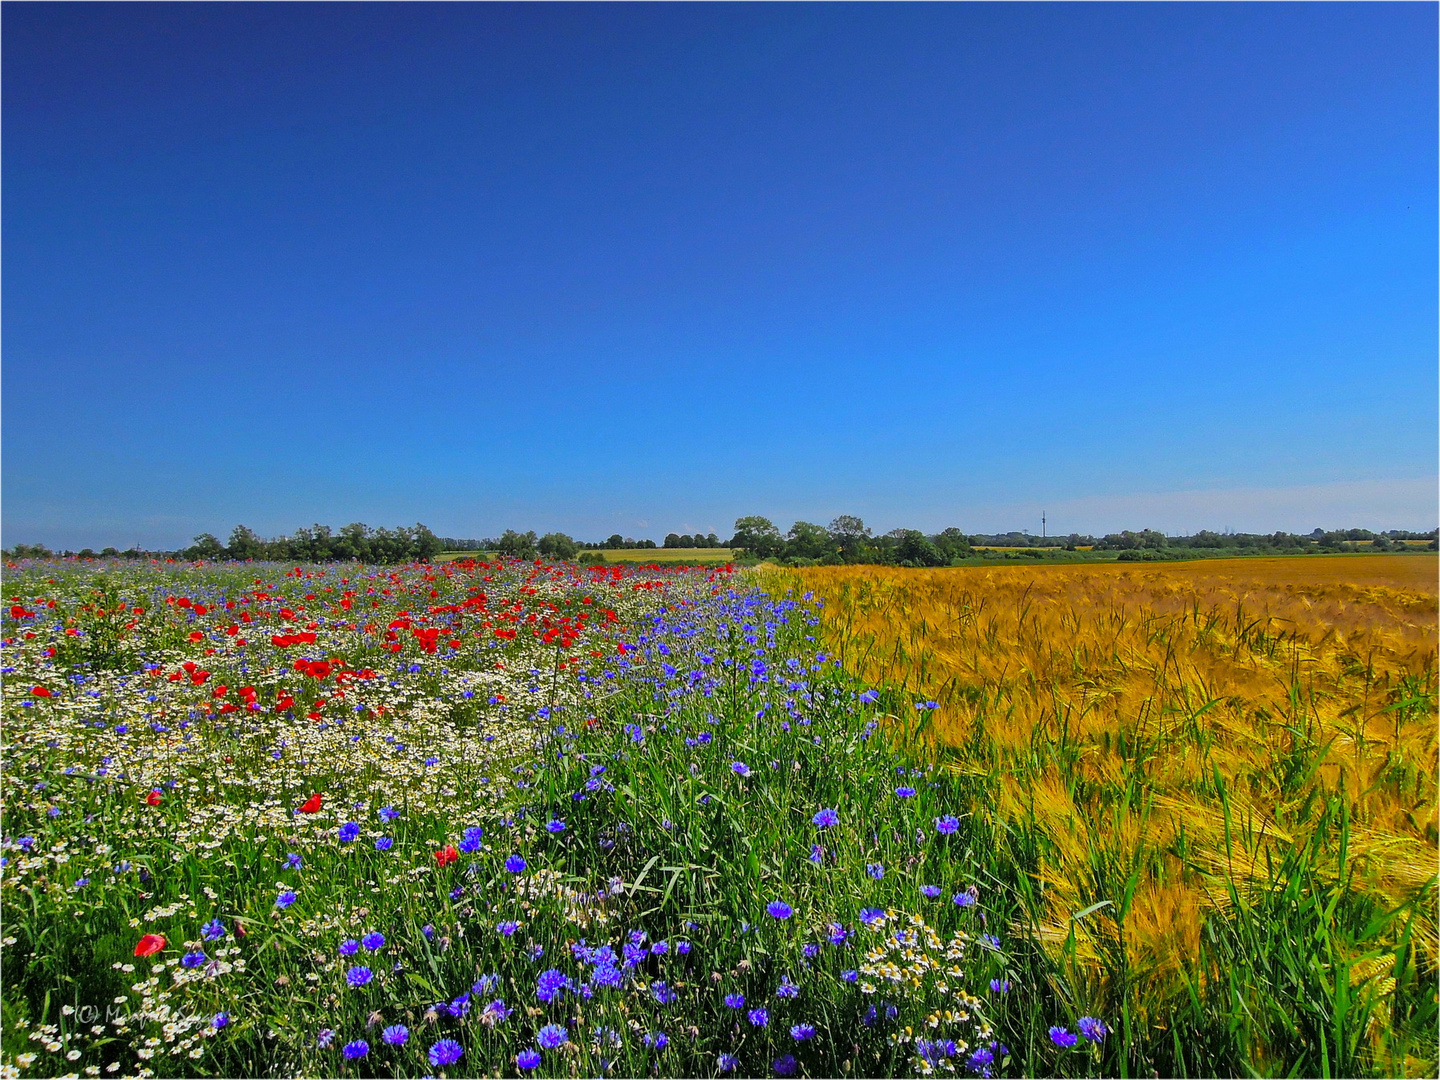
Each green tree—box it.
[497,529,539,559]
[895,530,946,567]
[932,527,972,561]
[786,521,835,562]
[663,533,682,549]
[188,533,226,560]
[226,525,263,561]
[537,532,578,560]
[828,515,871,561]
[731,516,784,558]
[413,523,443,562]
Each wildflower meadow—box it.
[0,557,1098,1080]
[3,554,1432,1079]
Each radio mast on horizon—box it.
[1042,512,1046,539]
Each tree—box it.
[537,532,578,560]
[932,527,972,561]
[497,529,539,559]
[829,515,871,560]
[413,523,443,562]
[663,533,682,549]
[786,521,835,562]
[731,516,784,558]
[605,534,625,550]
[227,525,263,560]
[188,533,226,560]
[678,534,695,548]
[895,530,946,567]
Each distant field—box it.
[580,547,734,563]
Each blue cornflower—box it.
[275,890,297,908]
[342,1040,368,1060]
[537,1023,569,1049]
[776,976,799,999]
[676,940,690,955]
[516,1049,542,1070]
[895,786,917,798]
[428,1038,464,1066]
[953,891,977,908]
[644,1031,669,1050]
[317,1029,335,1048]
[339,939,360,956]
[766,901,793,919]
[505,854,527,873]
[374,837,393,851]
[791,1023,816,1041]
[990,978,1013,993]
[382,1024,408,1045]
[283,853,302,869]
[724,993,745,1009]
[935,815,960,834]
[859,689,879,704]
[747,1007,769,1027]
[202,918,225,941]
[809,844,823,863]
[1077,1016,1108,1042]
[592,965,623,988]
[346,965,373,988]
[802,943,819,958]
[867,863,885,879]
[651,981,676,1004]
[717,1053,739,1073]
[378,806,400,821]
[1049,1026,1078,1048]
[536,969,568,1003]
[920,885,942,898]
[212,1012,230,1029]
[774,1054,798,1076]
[181,950,206,969]
[337,822,360,843]
[859,907,885,926]
[362,931,385,950]
[731,762,751,778]
[650,940,669,955]
[497,920,520,936]
[812,808,838,828]
[969,1047,995,1072]
[842,969,858,983]
[458,826,484,853]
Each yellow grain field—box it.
[765,556,1438,1066]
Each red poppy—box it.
[434,845,459,868]
[134,934,166,957]
[299,793,322,814]
[30,686,51,697]
[145,789,163,806]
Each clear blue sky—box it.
[4,3,1435,549]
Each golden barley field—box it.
[765,555,1439,1073]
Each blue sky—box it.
[5,3,1435,549]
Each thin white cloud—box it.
[974,477,1439,536]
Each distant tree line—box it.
[178,524,445,563]
[5,522,1435,564]
[723,518,1438,566]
